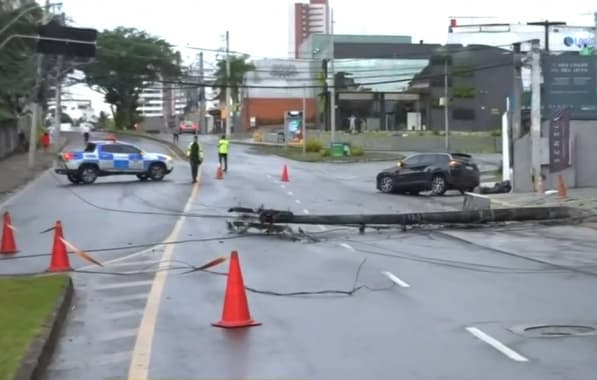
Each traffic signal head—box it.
[37,20,98,57]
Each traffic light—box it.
[37,20,97,57]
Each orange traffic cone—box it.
[281,164,289,182]
[1,211,18,255]
[216,164,224,180]
[47,221,72,272]
[557,175,568,199]
[212,251,261,329]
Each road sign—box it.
[542,54,597,120]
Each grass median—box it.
[251,145,404,163]
[0,274,70,380]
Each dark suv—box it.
[376,153,480,196]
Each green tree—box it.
[0,3,43,121]
[212,55,255,107]
[83,27,181,129]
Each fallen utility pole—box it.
[229,206,580,232]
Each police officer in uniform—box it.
[186,135,204,183]
[218,135,229,172]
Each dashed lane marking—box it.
[381,271,411,288]
[295,199,301,204]
[303,209,310,214]
[95,280,153,290]
[288,191,293,196]
[466,327,529,362]
[127,168,202,380]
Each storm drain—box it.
[511,324,597,338]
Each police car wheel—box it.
[149,164,166,181]
[79,165,98,184]
[67,174,81,184]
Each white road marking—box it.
[281,184,286,189]
[128,168,202,380]
[303,209,310,214]
[381,271,411,288]
[288,191,293,196]
[266,174,272,178]
[295,199,301,204]
[96,280,153,290]
[107,293,149,303]
[339,243,355,251]
[466,327,529,362]
[318,225,327,231]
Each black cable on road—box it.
[0,258,398,298]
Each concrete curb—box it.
[238,140,405,163]
[12,276,74,380]
[110,130,187,160]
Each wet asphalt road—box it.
[4,132,595,380]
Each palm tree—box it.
[211,54,255,108]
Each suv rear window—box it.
[450,153,473,163]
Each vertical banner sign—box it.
[549,108,571,172]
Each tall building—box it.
[288,0,330,59]
[137,83,185,119]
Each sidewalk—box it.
[488,187,597,213]
[0,136,71,205]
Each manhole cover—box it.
[514,325,597,338]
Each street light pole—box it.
[225,30,231,137]
[302,86,307,154]
[443,57,449,151]
[28,0,52,170]
[329,9,336,144]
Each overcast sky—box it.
[41,0,596,113]
[52,0,596,60]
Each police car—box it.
[55,137,174,184]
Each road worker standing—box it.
[218,134,229,172]
[186,135,204,183]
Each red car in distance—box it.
[179,121,199,134]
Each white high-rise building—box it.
[288,0,330,59]
[137,82,185,118]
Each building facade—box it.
[137,82,186,131]
[296,34,511,132]
[289,0,330,59]
[241,59,317,130]
[447,18,595,53]
[137,83,185,118]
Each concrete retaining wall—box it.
[0,120,18,159]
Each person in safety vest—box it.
[186,135,204,183]
[218,135,229,172]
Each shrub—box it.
[351,146,364,156]
[320,147,331,157]
[491,129,502,137]
[305,138,323,153]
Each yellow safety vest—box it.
[186,142,204,160]
[218,139,229,154]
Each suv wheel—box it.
[378,176,394,193]
[79,165,98,184]
[430,175,447,196]
[149,163,166,181]
[137,173,149,181]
